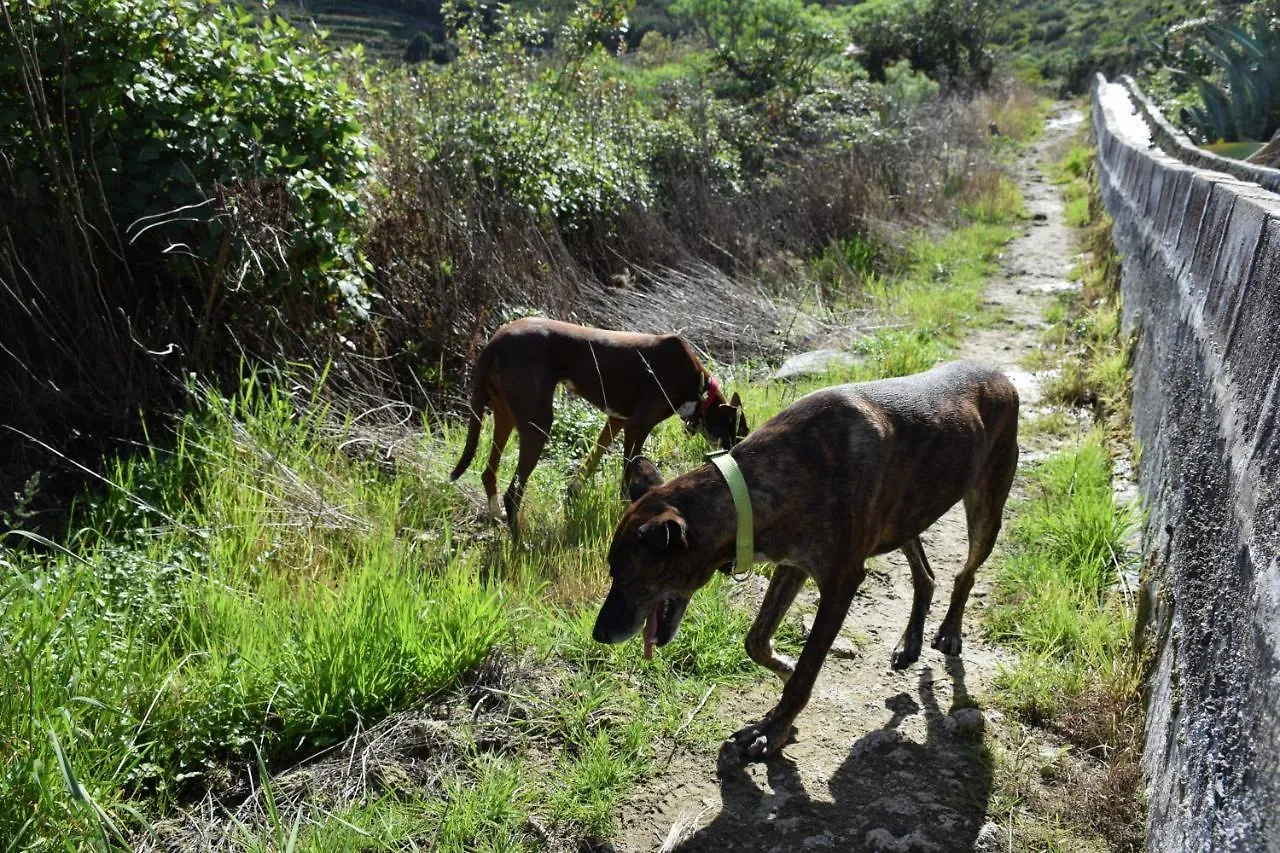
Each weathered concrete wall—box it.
[1092,76,1280,851]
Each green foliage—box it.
[1052,143,1092,184]
[669,0,841,97]
[1042,138,1133,423]
[992,0,1213,94]
[865,222,1018,340]
[0,378,507,846]
[0,0,371,313]
[879,61,943,124]
[987,430,1139,720]
[429,757,536,852]
[379,1,660,229]
[1171,11,1280,142]
[848,0,1000,86]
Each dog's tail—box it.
[450,345,496,481]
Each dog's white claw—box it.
[748,734,768,756]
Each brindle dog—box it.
[592,360,1019,760]
[450,317,748,536]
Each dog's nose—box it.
[592,587,635,644]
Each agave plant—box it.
[1174,11,1280,143]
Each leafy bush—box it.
[0,0,371,511]
[849,0,999,86]
[669,0,841,97]
[0,0,369,309]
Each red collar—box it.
[700,375,722,415]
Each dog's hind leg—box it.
[933,438,1018,656]
[745,565,807,682]
[504,399,553,539]
[892,536,935,670]
[482,399,514,522]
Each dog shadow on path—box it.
[669,659,994,852]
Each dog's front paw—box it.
[931,631,963,657]
[891,638,921,670]
[724,719,794,762]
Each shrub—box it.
[848,0,999,87]
[669,0,841,98]
[0,0,370,509]
[0,0,370,312]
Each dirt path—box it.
[611,106,1086,853]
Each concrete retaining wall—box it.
[1119,75,1280,195]
[1092,76,1280,851]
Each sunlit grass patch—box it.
[988,429,1139,719]
[1021,409,1074,439]
[864,223,1016,341]
[956,171,1027,225]
[1052,143,1092,185]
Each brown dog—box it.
[450,317,749,535]
[592,360,1018,760]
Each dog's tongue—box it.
[643,603,661,660]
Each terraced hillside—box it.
[268,0,444,60]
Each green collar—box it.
[707,450,753,579]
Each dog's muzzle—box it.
[593,586,690,660]
[593,586,644,644]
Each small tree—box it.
[670,0,840,97]
[848,0,1000,87]
[405,31,431,63]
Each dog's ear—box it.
[639,512,688,553]
[730,391,742,407]
[625,456,664,502]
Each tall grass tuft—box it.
[987,428,1139,720]
[0,376,507,847]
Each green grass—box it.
[983,427,1145,849]
[987,428,1137,708]
[864,222,1018,340]
[1053,143,1093,228]
[1040,135,1133,427]
[991,121,1141,724]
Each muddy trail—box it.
[612,107,1090,853]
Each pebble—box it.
[943,707,986,739]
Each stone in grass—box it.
[864,827,943,852]
[973,821,1005,852]
[943,706,986,739]
[773,349,863,381]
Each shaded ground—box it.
[611,106,1093,853]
